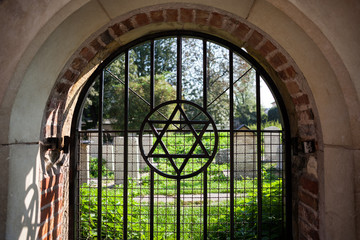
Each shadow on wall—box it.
[21,181,39,240]
[6,145,40,240]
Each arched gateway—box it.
[71,32,291,239]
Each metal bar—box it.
[177,178,181,240]
[150,38,155,240]
[97,70,105,239]
[203,40,208,110]
[202,39,208,239]
[206,67,252,109]
[123,51,129,240]
[78,128,268,134]
[187,67,253,123]
[105,69,180,130]
[150,170,154,240]
[148,120,210,124]
[229,50,235,239]
[177,36,182,101]
[150,39,155,109]
[285,127,292,239]
[69,131,78,239]
[149,154,209,158]
[256,71,262,239]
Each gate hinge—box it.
[44,136,70,153]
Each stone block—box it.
[79,143,89,185]
[140,134,153,169]
[215,148,230,164]
[114,136,140,185]
[263,126,283,169]
[234,131,257,178]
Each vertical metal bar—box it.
[202,39,208,239]
[150,39,155,240]
[203,40,208,110]
[177,178,181,240]
[150,40,155,109]
[177,36,182,101]
[176,35,182,240]
[229,50,235,240]
[97,71,105,239]
[256,71,262,239]
[69,131,78,239]
[123,51,129,240]
[285,125,292,239]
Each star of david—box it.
[139,100,218,179]
[146,103,211,175]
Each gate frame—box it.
[69,31,292,239]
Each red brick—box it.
[55,81,71,95]
[306,109,314,120]
[195,9,210,25]
[134,13,150,27]
[299,203,319,228]
[41,199,64,223]
[166,9,178,22]
[247,30,263,49]
[71,57,87,71]
[299,219,319,240]
[209,12,224,28]
[122,18,134,31]
[41,186,63,207]
[180,8,193,23]
[298,124,316,139]
[258,40,276,57]
[150,10,164,23]
[286,80,300,95]
[46,225,62,240]
[293,94,310,105]
[232,22,251,41]
[299,189,318,211]
[110,23,125,37]
[300,175,318,194]
[90,38,104,52]
[298,109,315,122]
[62,69,78,83]
[38,212,63,238]
[223,18,239,32]
[278,66,297,80]
[40,173,63,191]
[269,52,288,69]
[99,30,113,45]
[79,47,95,62]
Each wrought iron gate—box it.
[71,31,290,239]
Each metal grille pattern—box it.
[72,32,290,239]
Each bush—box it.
[89,157,114,179]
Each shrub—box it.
[89,157,114,179]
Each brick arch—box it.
[40,5,319,240]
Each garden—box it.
[78,129,284,239]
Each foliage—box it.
[207,170,284,240]
[81,37,275,131]
[80,166,284,239]
[267,106,281,123]
[247,120,282,131]
[89,157,114,179]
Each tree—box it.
[267,106,280,122]
[81,37,267,130]
[81,40,177,130]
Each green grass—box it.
[79,166,283,239]
[81,130,284,239]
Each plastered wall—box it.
[0,0,359,239]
